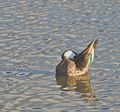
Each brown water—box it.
[0,0,120,111]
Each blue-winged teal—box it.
[56,40,98,79]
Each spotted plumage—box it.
[56,40,98,80]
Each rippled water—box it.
[0,0,120,111]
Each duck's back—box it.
[56,59,76,76]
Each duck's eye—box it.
[74,56,76,59]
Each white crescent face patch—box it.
[63,50,77,60]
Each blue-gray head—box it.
[62,50,77,60]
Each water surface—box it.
[0,0,120,111]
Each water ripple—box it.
[0,0,120,111]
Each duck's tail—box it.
[75,39,98,70]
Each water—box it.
[0,0,120,111]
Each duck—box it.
[56,39,98,80]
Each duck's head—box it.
[61,50,77,60]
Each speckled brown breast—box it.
[56,59,90,79]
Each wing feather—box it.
[74,39,98,70]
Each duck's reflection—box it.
[55,73,97,102]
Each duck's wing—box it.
[74,39,98,70]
